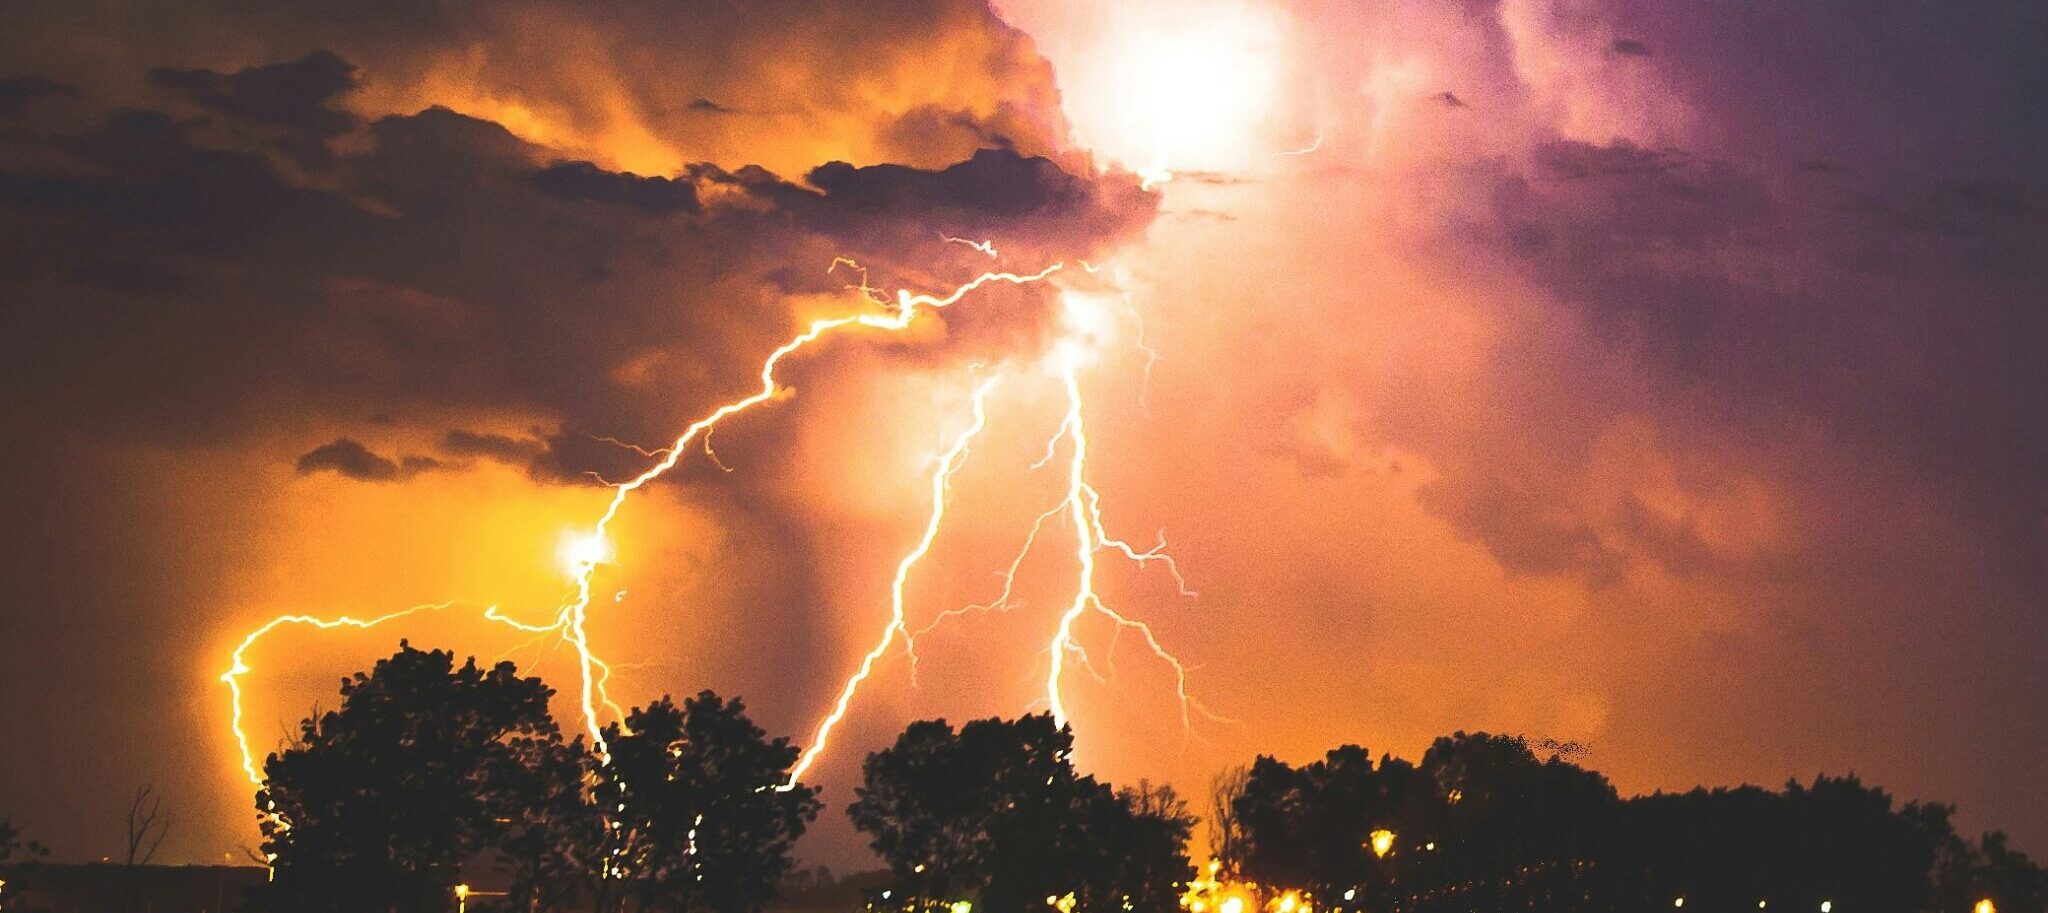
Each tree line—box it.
[238,644,1198,913]
[8,643,2033,913]
[1208,737,2043,913]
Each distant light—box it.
[1369,829,1396,859]
[1343,889,1357,902]
[1674,899,1685,909]
[1975,901,1996,913]
[1220,896,1246,913]
[950,902,973,913]
[1821,902,1832,913]
[1424,842,1436,851]
[1760,902,1768,910]
[914,864,926,873]
[1277,892,1300,913]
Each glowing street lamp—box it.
[1975,900,1996,913]
[455,883,470,913]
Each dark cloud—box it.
[1478,144,2047,577]
[0,54,1146,462]
[1533,139,1681,181]
[0,0,1076,176]
[440,428,547,465]
[1422,481,1628,585]
[0,74,74,117]
[1566,0,2048,178]
[875,103,1043,158]
[809,148,1085,214]
[534,161,699,213]
[149,51,358,138]
[295,438,440,481]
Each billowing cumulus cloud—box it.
[0,0,1076,176]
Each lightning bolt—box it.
[941,235,1001,259]
[224,250,1217,836]
[1043,357,1215,731]
[785,373,1000,785]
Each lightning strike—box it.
[942,235,1000,259]
[907,501,1067,639]
[1274,128,1325,157]
[225,248,1216,839]
[785,374,1001,786]
[1043,362,1099,729]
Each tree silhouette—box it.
[0,816,50,913]
[120,785,173,911]
[590,692,821,913]
[1069,781,1197,913]
[1218,732,2048,913]
[252,642,576,913]
[0,816,48,866]
[501,724,601,913]
[1420,731,1619,907]
[1206,765,1249,876]
[849,714,1194,912]
[1924,817,2045,913]
[1962,831,2047,912]
[1232,744,1442,899]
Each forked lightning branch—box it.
[221,250,1220,834]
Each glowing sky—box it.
[1,0,2043,869]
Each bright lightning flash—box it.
[1054,4,1286,185]
[559,532,614,577]
[225,252,1212,835]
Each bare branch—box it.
[125,784,172,867]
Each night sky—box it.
[1,0,2043,870]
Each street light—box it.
[455,883,469,913]
[1975,900,1996,913]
